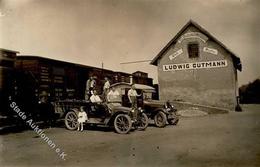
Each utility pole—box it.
[101,62,104,78]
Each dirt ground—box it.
[0,104,260,167]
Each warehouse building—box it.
[151,20,242,110]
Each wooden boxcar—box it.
[14,56,154,111]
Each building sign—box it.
[178,32,208,43]
[169,49,183,60]
[163,60,227,71]
[203,47,218,55]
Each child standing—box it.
[77,107,88,131]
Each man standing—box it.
[103,77,110,101]
[90,76,96,92]
[127,84,140,120]
[38,91,55,128]
[85,76,96,100]
[127,84,140,109]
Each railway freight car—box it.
[14,55,153,113]
[15,56,114,102]
[0,49,19,128]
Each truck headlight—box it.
[138,107,143,112]
[164,104,168,109]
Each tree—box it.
[239,79,260,104]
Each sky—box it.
[0,0,259,86]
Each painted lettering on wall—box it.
[203,47,218,55]
[178,32,208,43]
[169,49,183,60]
[163,60,227,71]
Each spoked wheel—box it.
[114,114,132,134]
[65,111,78,130]
[154,111,167,128]
[137,113,149,130]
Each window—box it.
[188,43,199,58]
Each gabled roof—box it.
[0,48,20,54]
[150,20,242,71]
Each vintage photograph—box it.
[0,0,259,166]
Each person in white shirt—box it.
[127,84,141,109]
[103,77,110,101]
[90,90,111,116]
[77,107,88,131]
[90,90,102,103]
[127,84,141,121]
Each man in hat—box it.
[38,91,55,128]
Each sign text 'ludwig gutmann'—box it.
[163,60,228,71]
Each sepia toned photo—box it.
[0,0,259,167]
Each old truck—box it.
[110,82,179,128]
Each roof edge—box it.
[150,20,242,71]
[0,48,20,54]
[150,20,193,66]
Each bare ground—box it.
[0,104,260,167]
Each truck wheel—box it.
[65,111,78,130]
[114,114,132,134]
[154,111,167,128]
[137,113,149,131]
